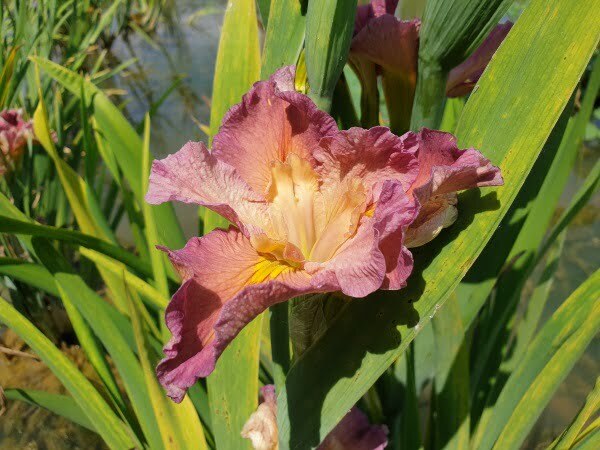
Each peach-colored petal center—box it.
[259,154,367,264]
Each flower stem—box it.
[270,302,291,390]
[410,60,448,130]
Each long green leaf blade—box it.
[0,297,135,450]
[473,269,600,450]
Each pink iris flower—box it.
[0,109,34,175]
[350,0,512,128]
[146,66,502,402]
[241,385,388,450]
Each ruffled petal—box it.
[318,407,389,450]
[241,385,278,450]
[446,22,513,97]
[313,127,419,204]
[145,141,269,235]
[404,128,503,248]
[404,193,458,248]
[156,228,325,401]
[373,181,419,290]
[408,128,503,204]
[212,67,337,195]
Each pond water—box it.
[1,0,598,448]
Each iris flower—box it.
[350,0,512,130]
[241,385,388,450]
[0,109,34,175]
[146,66,502,402]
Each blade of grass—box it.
[473,269,600,450]
[0,215,166,281]
[276,1,600,446]
[548,376,600,450]
[33,238,126,417]
[4,388,96,432]
[30,56,186,250]
[52,272,165,450]
[0,297,136,450]
[79,247,168,310]
[0,258,59,296]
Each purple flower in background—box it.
[241,385,388,450]
[349,0,512,130]
[0,109,34,175]
[146,66,502,402]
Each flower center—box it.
[255,154,366,264]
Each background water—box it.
[1,0,598,448]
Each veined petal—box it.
[156,228,324,401]
[405,128,502,248]
[212,67,337,195]
[314,127,419,204]
[446,22,513,97]
[408,128,503,203]
[373,181,419,290]
[145,141,269,235]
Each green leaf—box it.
[548,376,600,450]
[126,287,208,450]
[79,247,168,310]
[33,88,114,242]
[208,315,265,450]
[276,0,600,446]
[52,272,164,450]
[203,0,261,232]
[430,296,470,450]
[305,0,357,111]
[261,0,306,79]
[141,114,170,301]
[0,216,158,281]
[0,297,135,450]
[257,0,271,27]
[473,269,600,450]
[33,239,126,417]
[4,389,95,432]
[30,56,185,250]
[0,258,59,297]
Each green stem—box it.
[270,302,291,391]
[410,60,448,130]
[332,72,360,129]
[382,71,416,136]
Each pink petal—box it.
[355,0,400,34]
[351,16,420,80]
[405,128,503,248]
[318,407,389,450]
[313,126,419,204]
[446,22,513,97]
[212,66,337,195]
[404,193,458,248]
[408,128,503,203]
[373,181,419,290]
[145,141,269,235]
[156,228,326,402]
[243,386,388,450]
